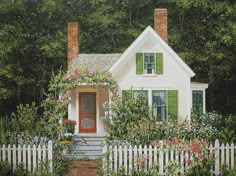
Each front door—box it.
[79,93,96,133]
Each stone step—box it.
[71,145,102,151]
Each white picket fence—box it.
[102,140,236,175]
[0,141,53,173]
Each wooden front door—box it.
[79,93,96,133]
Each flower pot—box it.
[65,127,75,134]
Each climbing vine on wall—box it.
[42,68,117,139]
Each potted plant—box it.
[62,119,76,134]
[60,133,73,154]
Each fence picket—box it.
[165,149,169,167]
[129,145,132,174]
[23,145,26,169]
[133,145,137,171]
[144,145,147,172]
[102,144,107,174]
[109,146,112,171]
[230,143,234,169]
[18,145,21,164]
[124,145,128,174]
[170,150,174,161]
[226,143,229,169]
[214,140,220,175]
[7,144,11,164]
[221,143,225,165]
[33,144,36,173]
[138,145,142,171]
[38,144,41,163]
[42,144,46,161]
[103,139,235,176]
[159,148,163,175]
[119,145,122,168]
[48,141,53,172]
[154,145,157,166]
[114,145,117,172]
[13,144,16,170]
[27,144,31,172]
[149,145,152,169]
[2,144,6,161]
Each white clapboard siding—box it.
[103,139,236,176]
[0,141,53,173]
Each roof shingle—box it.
[71,53,122,71]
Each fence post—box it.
[48,140,53,172]
[214,139,220,175]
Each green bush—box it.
[0,161,11,176]
[106,93,219,145]
[106,91,151,144]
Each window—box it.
[136,52,163,75]
[192,90,203,113]
[152,90,167,121]
[122,89,178,122]
[144,53,155,74]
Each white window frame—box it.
[143,52,156,75]
[132,88,169,122]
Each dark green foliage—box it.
[106,91,151,144]
[0,162,11,176]
[106,93,219,145]
[0,0,235,116]
[192,112,236,143]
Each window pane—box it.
[152,90,167,121]
[144,53,155,74]
[192,90,203,113]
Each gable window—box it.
[192,90,203,113]
[136,52,163,75]
[144,53,155,74]
[152,90,167,121]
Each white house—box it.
[67,9,208,135]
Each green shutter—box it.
[136,53,143,75]
[122,90,132,100]
[168,90,178,121]
[155,53,163,74]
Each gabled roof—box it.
[71,53,122,71]
[109,26,195,77]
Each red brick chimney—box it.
[67,22,78,68]
[154,9,168,43]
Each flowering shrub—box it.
[152,138,215,176]
[42,68,117,140]
[62,119,76,125]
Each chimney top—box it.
[154,8,168,43]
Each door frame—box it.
[78,92,97,133]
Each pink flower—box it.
[191,142,200,153]
[74,69,81,77]
[186,158,192,164]
[88,71,94,76]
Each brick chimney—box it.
[154,9,168,43]
[67,22,78,68]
